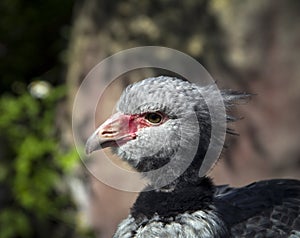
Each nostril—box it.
[101,130,117,136]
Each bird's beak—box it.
[85,112,136,155]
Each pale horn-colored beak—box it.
[85,112,136,155]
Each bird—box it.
[86,76,300,238]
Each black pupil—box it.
[146,113,162,123]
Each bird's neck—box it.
[141,162,203,192]
[142,147,209,191]
[152,167,208,193]
[132,176,215,220]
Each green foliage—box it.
[0,209,31,238]
[0,0,96,236]
[0,88,86,238]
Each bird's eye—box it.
[145,112,163,124]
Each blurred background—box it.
[1,0,300,237]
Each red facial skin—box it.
[129,112,166,131]
[85,111,168,154]
[99,112,167,147]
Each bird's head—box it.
[86,76,248,179]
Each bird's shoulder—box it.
[113,211,228,238]
[113,177,229,238]
[214,179,300,237]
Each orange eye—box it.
[145,112,163,124]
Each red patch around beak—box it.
[85,112,137,154]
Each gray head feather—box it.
[113,76,249,183]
